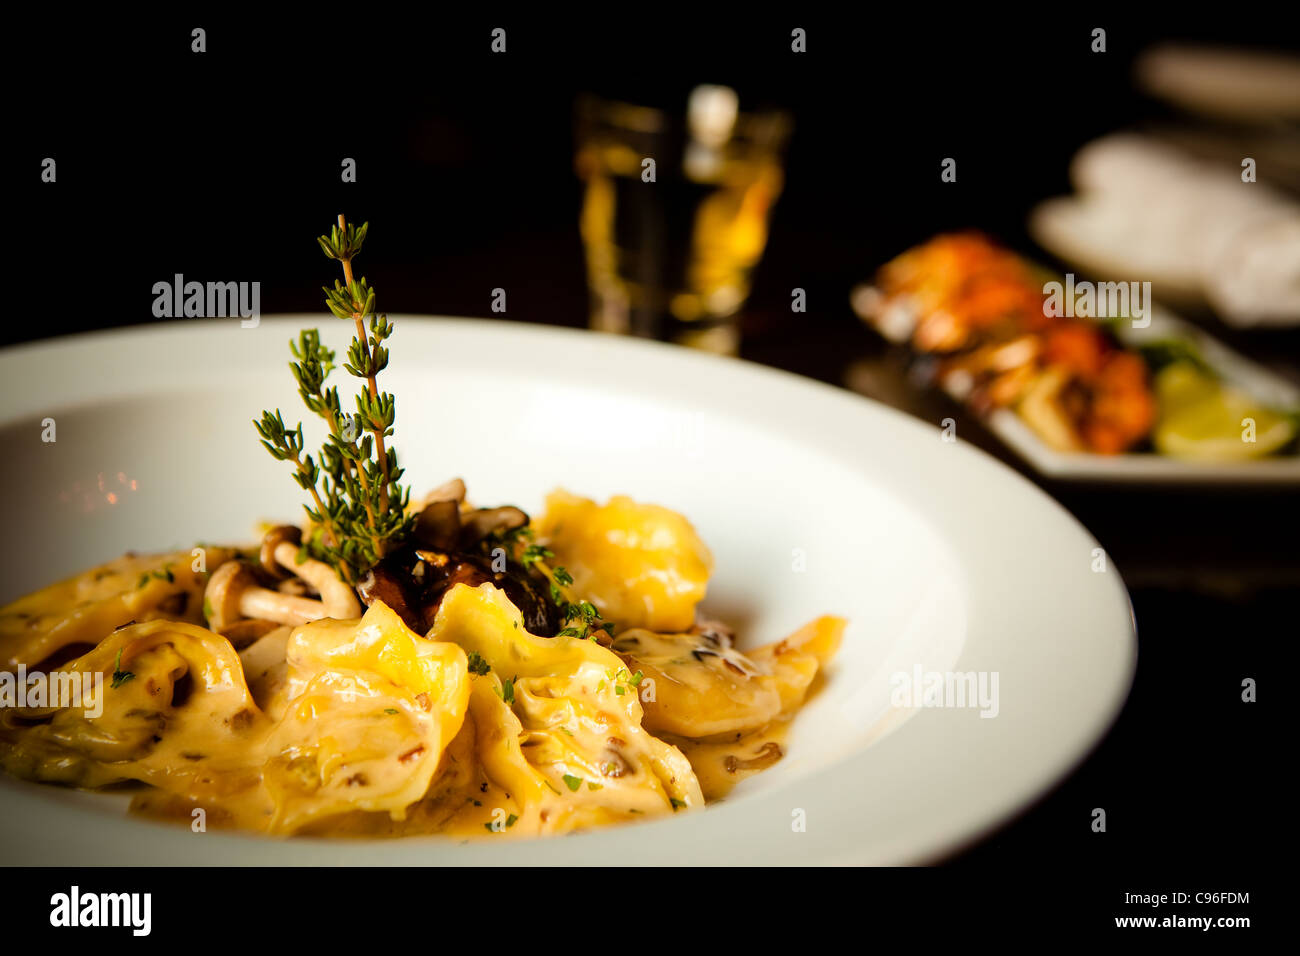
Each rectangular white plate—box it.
[856,288,1300,485]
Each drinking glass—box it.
[575,86,791,354]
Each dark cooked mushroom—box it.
[411,501,530,552]
[357,542,561,637]
[412,500,461,551]
[458,507,529,548]
[356,561,420,631]
[358,491,562,636]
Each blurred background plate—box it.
[850,285,1300,483]
[979,308,1300,483]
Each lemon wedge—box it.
[1153,360,1219,408]
[1154,361,1295,460]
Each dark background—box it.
[13,11,1295,876]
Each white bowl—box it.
[0,317,1136,865]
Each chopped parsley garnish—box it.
[137,565,176,590]
[554,599,610,643]
[670,797,686,811]
[495,676,517,705]
[605,668,642,698]
[466,652,491,676]
[383,708,399,715]
[521,544,554,567]
[562,774,583,792]
[494,525,535,547]
[512,544,606,638]
[483,813,519,832]
[110,648,135,689]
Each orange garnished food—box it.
[862,233,1158,455]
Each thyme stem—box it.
[336,214,390,514]
[254,216,414,585]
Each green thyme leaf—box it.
[111,648,135,689]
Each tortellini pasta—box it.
[535,491,713,632]
[260,601,470,832]
[1,602,471,835]
[611,616,844,739]
[0,549,234,669]
[0,492,842,838]
[428,582,702,835]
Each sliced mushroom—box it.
[259,526,303,581]
[263,538,360,620]
[277,577,313,597]
[723,741,783,773]
[205,563,334,632]
[205,540,360,635]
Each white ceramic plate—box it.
[0,317,1136,865]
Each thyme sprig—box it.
[255,215,414,584]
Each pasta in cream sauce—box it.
[0,488,842,838]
